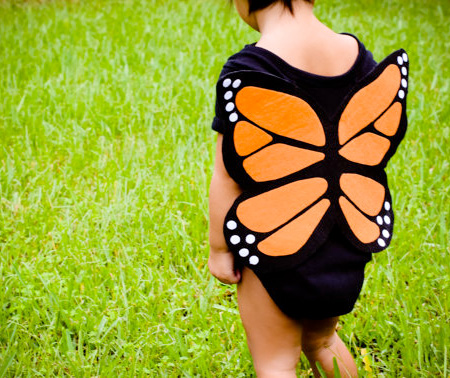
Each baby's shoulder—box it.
[218,35,379,87]
[218,44,285,79]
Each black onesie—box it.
[211,34,401,319]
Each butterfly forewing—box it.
[374,102,402,136]
[219,75,327,186]
[338,54,409,167]
[338,64,402,145]
[233,87,327,182]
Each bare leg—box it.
[237,267,302,378]
[301,317,358,377]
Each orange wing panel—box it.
[338,133,390,166]
[339,64,401,145]
[257,199,330,256]
[234,121,273,156]
[243,143,325,182]
[236,177,328,233]
[236,87,325,147]
[339,196,380,243]
[340,173,385,216]
[374,102,402,136]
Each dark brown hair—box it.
[248,0,314,13]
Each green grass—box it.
[0,0,448,376]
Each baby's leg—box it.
[237,267,302,378]
[301,317,357,377]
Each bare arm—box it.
[208,133,243,284]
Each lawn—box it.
[0,0,449,376]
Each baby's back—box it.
[256,31,360,78]
[213,33,377,133]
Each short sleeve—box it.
[211,116,228,133]
[210,52,247,134]
[210,46,266,133]
[211,72,230,134]
[211,93,229,133]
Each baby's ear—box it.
[234,0,260,31]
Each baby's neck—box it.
[254,3,359,77]
[256,1,318,39]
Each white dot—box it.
[225,102,235,112]
[249,255,259,265]
[376,216,383,225]
[230,235,240,245]
[223,78,231,88]
[232,79,241,88]
[224,91,233,100]
[377,238,386,247]
[384,216,391,225]
[398,90,405,99]
[384,201,391,211]
[229,112,238,122]
[226,220,237,230]
[239,248,249,257]
[246,234,256,244]
[397,56,403,65]
[402,67,408,76]
[401,79,408,88]
[382,229,390,238]
[402,52,408,62]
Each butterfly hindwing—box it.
[336,171,394,252]
[223,177,333,273]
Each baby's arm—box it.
[208,133,243,284]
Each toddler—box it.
[208,0,408,376]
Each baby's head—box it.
[233,0,314,30]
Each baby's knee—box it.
[254,364,298,378]
[253,347,301,378]
[302,330,338,356]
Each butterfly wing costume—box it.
[216,50,409,275]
